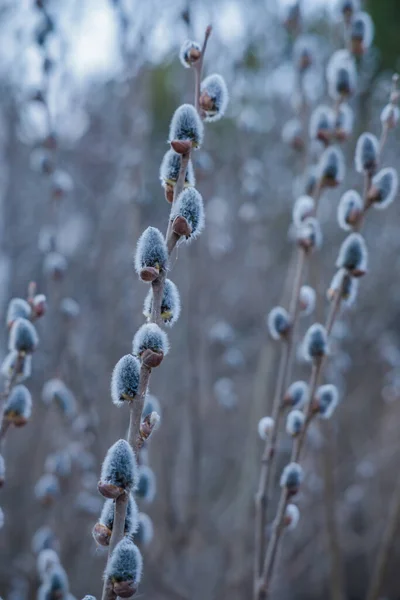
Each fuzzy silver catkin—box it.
[6,298,31,328]
[370,168,398,209]
[32,527,59,554]
[169,104,204,148]
[143,279,181,327]
[200,74,229,122]
[284,504,300,530]
[105,537,143,584]
[136,465,156,503]
[303,323,328,361]
[37,549,60,580]
[296,217,322,252]
[35,474,60,503]
[100,440,138,491]
[42,379,77,418]
[134,513,154,546]
[315,384,339,419]
[336,232,368,275]
[111,355,141,406]
[337,190,363,231]
[99,493,138,536]
[284,381,309,409]
[299,285,316,316]
[4,384,32,424]
[318,146,345,186]
[280,462,303,493]
[355,133,379,174]
[326,50,357,100]
[159,149,195,188]
[257,416,275,441]
[292,195,315,227]
[46,565,70,597]
[286,410,305,437]
[170,188,205,240]
[267,307,291,341]
[380,103,400,129]
[132,323,169,357]
[309,105,334,142]
[9,318,38,354]
[134,227,168,277]
[328,269,359,307]
[179,40,201,68]
[142,394,162,420]
[1,351,32,383]
[351,11,374,50]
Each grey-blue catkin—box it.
[355,133,379,174]
[9,318,38,354]
[170,188,205,240]
[159,149,195,188]
[284,381,309,409]
[351,11,374,49]
[6,298,32,328]
[142,394,161,420]
[267,306,291,341]
[143,279,181,327]
[309,105,334,142]
[200,74,229,122]
[134,226,168,277]
[111,355,141,406]
[136,465,156,503]
[179,39,201,68]
[303,323,328,361]
[32,527,60,554]
[318,146,345,186]
[132,323,169,357]
[4,385,32,424]
[280,462,303,494]
[296,217,322,252]
[45,451,72,479]
[34,474,60,503]
[42,379,77,418]
[134,512,154,546]
[106,538,143,585]
[100,494,138,536]
[370,168,398,209]
[286,410,305,437]
[47,565,69,596]
[336,233,368,275]
[316,384,339,419]
[43,251,68,279]
[1,351,32,383]
[100,440,138,492]
[326,50,356,99]
[337,190,363,231]
[292,195,315,228]
[328,269,359,307]
[168,104,204,148]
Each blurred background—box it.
[0,0,399,599]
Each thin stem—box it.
[127,363,151,452]
[194,25,212,114]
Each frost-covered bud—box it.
[303,323,328,361]
[98,440,138,499]
[309,105,334,145]
[42,379,77,418]
[105,538,143,598]
[60,297,80,320]
[337,190,363,231]
[318,146,345,187]
[299,285,316,317]
[9,318,38,354]
[314,384,339,419]
[136,465,156,503]
[134,512,154,546]
[179,40,201,68]
[336,233,368,277]
[200,74,229,122]
[296,217,322,253]
[35,474,60,505]
[292,195,315,227]
[367,168,398,210]
[43,251,68,280]
[355,133,379,174]
[51,169,73,200]
[132,323,169,366]
[283,381,309,409]
[6,298,31,328]
[142,394,161,420]
[170,187,205,241]
[335,103,354,141]
[381,103,400,130]
[267,307,291,341]
[286,410,305,437]
[30,147,55,175]
[293,35,315,72]
[327,269,359,307]
[159,149,195,202]
[45,451,71,479]
[32,527,59,554]
[280,462,303,495]
[1,351,32,383]
[93,494,138,546]
[327,50,356,100]
[4,385,32,426]
[282,119,304,151]
[350,11,374,56]
[283,503,300,530]
[0,454,5,487]
[143,279,181,327]
[37,549,60,580]
[169,104,204,149]
[257,416,274,441]
[134,227,168,282]
[111,355,141,406]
